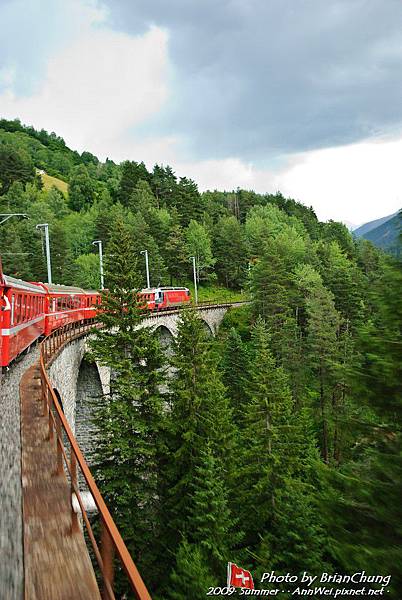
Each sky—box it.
[1,0,402,225]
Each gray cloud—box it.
[103,0,402,160]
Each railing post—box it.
[70,450,79,534]
[47,388,54,440]
[42,374,48,417]
[101,519,115,600]
[55,413,64,476]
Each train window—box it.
[15,295,20,323]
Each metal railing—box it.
[39,319,152,600]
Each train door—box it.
[154,289,164,308]
[0,292,11,368]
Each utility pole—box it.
[36,223,52,284]
[0,213,28,225]
[92,240,104,290]
[140,250,150,288]
[190,256,198,304]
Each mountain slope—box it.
[361,212,401,256]
[354,212,398,237]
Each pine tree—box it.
[188,445,233,572]
[174,176,204,226]
[89,218,165,591]
[161,310,237,593]
[169,540,217,600]
[151,164,177,209]
[213,216,247,288]
[250,241,294,335]
[164,218,188,284]
[128,179,157,213]
[117,160,150,206]
[221,327,249,424]
[326,260,402,597]
[295,264,341,463]
[236,318,324,573]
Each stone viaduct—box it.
[46,303,243,454]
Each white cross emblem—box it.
[235,572,250,586]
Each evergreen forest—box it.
[1,119,401,598]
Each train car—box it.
[84,290,102,320]
[138,287,191,311]
[32,283,101,335]
[0,274,47,367]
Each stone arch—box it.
[75,357,103,467]
[155,324,175,357]
[199,317,214,336]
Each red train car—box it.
[0,274,47,366]
[0,251,102,366]
[33,283,101,335]
[138,287,191,310]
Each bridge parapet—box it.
[140,300,248,337]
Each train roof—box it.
[140,287,190,292]
[37,283,99,295]
[2,275,47,294]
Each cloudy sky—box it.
[1,0,402,224]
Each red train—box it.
[138,287,191,311]
[0,265,191,367]
[0,271,101,367]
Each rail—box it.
[141,299,250,319]
[39,319,152,600]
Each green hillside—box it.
[354,210,401,256]
[0,117,329,291]
[363,212,401,255]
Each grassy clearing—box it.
[184,282,251,304]
[41,173,69,195]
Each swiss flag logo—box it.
[227,562,255,590]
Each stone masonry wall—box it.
[47,338,87,434]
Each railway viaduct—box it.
[0,301,245,599]
[49,302,238,438]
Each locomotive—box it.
[138,287,191,310]
[0,262,191,367]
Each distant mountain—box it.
[354,211,401,256]
[342,220,359,231]
[353,212,399,237]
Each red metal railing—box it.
[40,319,152,600]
